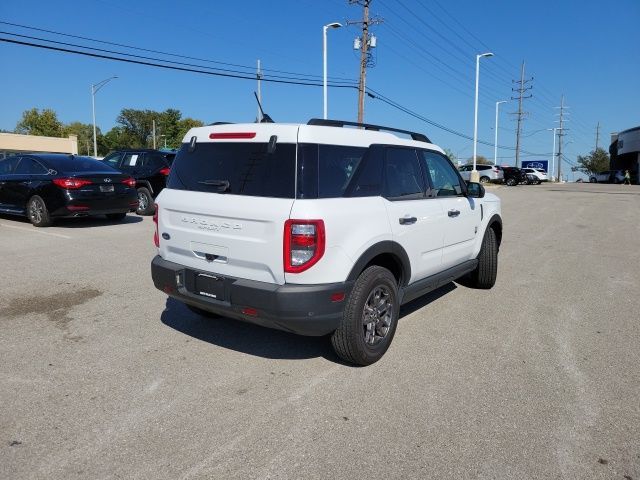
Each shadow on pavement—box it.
[161,282,458,363]
[0,212,143,228]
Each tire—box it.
[467,227,498,289]
[589,177,597,183]
[505,177,517,186]
[331,266,399,366]
[106,212,127,221]
[27,195,53,227]
[136,187,155,216]
[479,176,490,184]
[185,304,220,318]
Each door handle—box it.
[448,209,460,217]
[399,216,417,225]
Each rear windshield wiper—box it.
[198,179,230,192]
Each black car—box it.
[499,166,526,186]
[0,154,138,227]
[102,149,170,215]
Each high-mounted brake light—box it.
[284,220,325,273]
[122,177,136,188]
[153,204,159,248]
[209,132,256,140]
[52,178,92,189]
[158,167,170,176]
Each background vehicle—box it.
[522,168,548,182]
[0,154,137,227]
[102,149,171,215]
[458,164,503,183]
[151,119,502,366]
[497,166,526,186]
[589,170,625,183]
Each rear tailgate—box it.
[155,124,300,285]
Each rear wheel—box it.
[27,195,52,227]
[136,187,154,216]
[106,212,127,221]
[467,227,498,289]
[505,177,517,186]
[331,266,399,366]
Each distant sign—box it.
[521,160,549,171]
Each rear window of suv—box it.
[167,142,297,198]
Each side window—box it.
[383,148,424,200]
[146,153,167,169]
[0,156,21,174]
[15,158,48,175]
[103,152,122,168]
[420,150,464,197]
[347,148,383,197]
[121,153,142,168]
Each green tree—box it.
[15,108,64,137]
[576,148,609,176]
[443,148,457,164]
[64,122,98,156]
[466,155,490,165]
[175,117,205,147]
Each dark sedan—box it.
[0,154,138,227]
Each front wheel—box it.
[136,187,155,216]
[505,177,517,186]
[467,227,498,289]
[331,266,399,366]
[589,177,597,183]
[479,176,490,184]
[27,195,53,227]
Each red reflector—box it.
[67,205,90,211]
[291,235,316,247]
[153,204,159,248]
[53,178,92,189]
[158,167,170,176]
[330,292,345,302]
[163,285,174,294]
[242,307,258,317]
[209,132,256,139]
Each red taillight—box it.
[52,178,92,189]
[67,205,90,211]
[284,219,325,273]
[122,177,136,188]
[241,307,258,317]
[153,204,159,247]
[159,167,170,176]
[209,132,256,139]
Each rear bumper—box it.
[151,256,352,336]
[50,192,138,217]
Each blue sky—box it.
[1,0,638,177]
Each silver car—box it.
[589,170,625,183]
[458,164,504,183]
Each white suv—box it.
[522,168,548,182]
[151,119,503,365]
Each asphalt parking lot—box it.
[1,183,639,480]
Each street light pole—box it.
[91,76,118,157]
[548,127,560,182]
[323,22,342,120]
[471,53,493,183]
[494,100,507,165]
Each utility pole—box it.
[152,119,156,149]
[257,59,262,122]
[556,95,566,182]
[595,121,600,150]
[511,61,533,167]
[347,0,382,124]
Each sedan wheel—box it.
[27,196,53,227]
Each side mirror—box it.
[466,181,485,198]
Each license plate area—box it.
[100,185,115,193]
[195,273,224,300]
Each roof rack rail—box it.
[209,122,234,126]
[307,118,430,143]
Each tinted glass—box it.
[0,156,21,174]
[146,153,166,170]
[15,158,48,175]
[167,142,296,198]
[55,156,119,173]
[121,153,144,168]
[478,165,491,170]
[347,147,383,197]
[297,144,367,199]
[420,151,464,197]
[103,152,122,168]
[383,148,424,199]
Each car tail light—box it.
[159,167,170,176]
[153,204,159,247]
[284,219,325,273]
[52,178,92,189]
[122,177,136,188]
[67,205,90,211]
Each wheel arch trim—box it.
[346,241,411,286]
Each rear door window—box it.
[383,147,425,200]
[168,142,296,198]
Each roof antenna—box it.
[254,92,274,123]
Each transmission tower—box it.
[511,61,533,167]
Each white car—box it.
[522,168,548,182]
[151,119,503,365]
[458,164,504,183]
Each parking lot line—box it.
[0,223,71,239]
